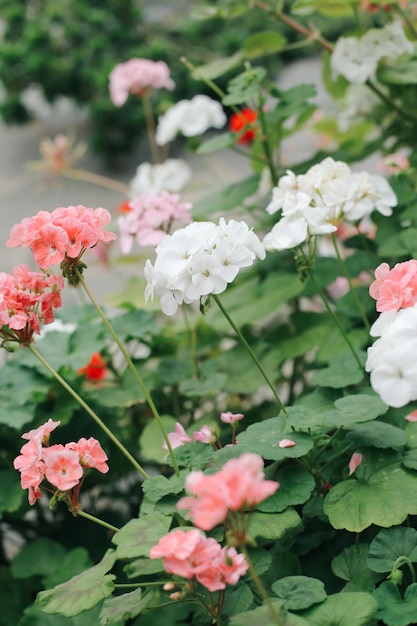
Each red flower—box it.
[229,108,258,144]
[78,352,109,381]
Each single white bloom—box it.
[155,95,226,146]
[129,159,192,197]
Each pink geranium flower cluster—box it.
[150,528,248,592]
[118,190,192,252]
[369,260,417,312]
[0,264,63,346]
[13,418,109,507]
[109,58,175,107]
[177,452,279,531]
[7,206,116,278]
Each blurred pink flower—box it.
[220,411,244,424]
[193,425,215,444]
[109,58,174,106]
[278,438,296,448]
[369,260,417,312]
[380,153,410,176]
[348,452,363,476]
[22,418,61,445]
[405,410,417,423]
[163,422,192,450]
[177,452,279,530]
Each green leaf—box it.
[193,51,243,80]
[300,592,378,625]
[42,548,92,588]
[379,61,417,85]
[243,31,287,59]
[124,557,164,579]
[19,603,109,626]
[345,421,407,449]
[36,549,116,617]
[292,0,355,17]
[374,582,417,626]
[11,538,66,579]
[272,576,326,610]
[142,474,186,502]
[312,352,364,388]
[324,450,417,532]
[0,470,24,515]
[222,583,254,616]
[368,527,417,573]
[403,448,417,470]
[196,132,235,154]
[331,543,382,591]
[168,441,214,470]
[100,589,153,625]
[179,373,227,397]
[248,509,302,541]
[257,465,315,513]
[112,513,171,560]
[192,174,260,219]
[138,415,177,464]
[235,416,314,461]
[229,600,308,626]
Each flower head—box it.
[129,159,192,198]
[177,452,279,530]
[145,218,265,316]
[369,260,417,312]
[348,452,363,476]
[118,190,192,252]
[109,58,174,106]
[229,108,258,144]
[78,352,109,382]
[155,95,227,146]
[163,422,192,450]
[220,411,244,425]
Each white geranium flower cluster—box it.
[366,307,417,408]
[263,157,397,251]
[129,159,192,197]
[331,21,413,84]
[156,95,227,146]
[144,219,266,315]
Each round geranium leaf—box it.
[368,527,417,573]
[235,416,313,461]
[257,465,315,513]
[374,581,417,626]
[300,592,377,626]
[331,543,382,592]
[345,421,407,449]
[271,575,326,610]
[324,450,417,532]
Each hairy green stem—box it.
[28,344,149,478]
[241,545,284,626]
[75,269,180,476]
[64,168,130,195]
[391,556,416,584]
[76,509,120,533]
[142,93,161,164]
[257,90,278,184]
[212,294,288,415]
[299,248,363,369]
[331,233,370,331]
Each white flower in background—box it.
[145,219,265,316]
[263,157,397,251]
[129,159,192,198]
[336,84,381,132]
[331,20,413,84]
[366,306,417,407]
[156,95,227,146]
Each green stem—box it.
[257,90,278,184]
[28,344,149,478]
[299,248,363,369]
[75,269,180,476]
[330,233,370,331]
[142,92,161,164]
[64,167,130,195]
[366,80,417,124]
[393,3,417,40]
[75,509,120,533]
[241,545,284,626]
[212,294,288,415]
[391,556,416,584]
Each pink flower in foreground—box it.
[150,529,248,592]
[109,58,175,106]
[348,452,363,476]
[118,191,192,253]
[0,265,63,346]
[163,422,192,450]
[369,260,417,312]
[220,411,244,424]
[22,418,61,445]
[193,425,215,444]
[7,206,116,276]
[43,448,83,491]
[177,452,279,530]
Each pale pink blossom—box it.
[193,425,215,444]
[278,439,296,448]
[348,452,363,476]
[109,58,174,106]
[22,418,61,445]
[43,448,83,491]
[67,437,109,473]
[118,191,192,253]
[177,453,279,530]
[220,411,244,424]
[380,153,410,176]
[163,422,192,450]
[369,260,417,312]
[150,529,248,592]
